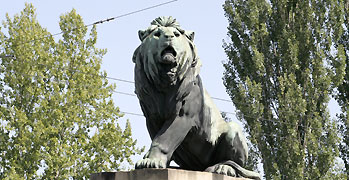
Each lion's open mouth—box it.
[159,46,178,82]
[161,46,177,64]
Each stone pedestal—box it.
[90,168,252,180]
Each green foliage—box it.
[334,0,349,177]
[0,4,143,179]
[223,0,345,179]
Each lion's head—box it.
[133,16,202,88]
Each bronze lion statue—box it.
[133,16,260,179]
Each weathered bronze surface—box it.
[132,16,260,180]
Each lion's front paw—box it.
[135,158,166,169]
[206,164,236,177]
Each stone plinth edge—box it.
[90,168,252,180]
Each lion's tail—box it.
[222,160,261,180]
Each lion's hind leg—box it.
[214,122,249,167]
[205,122,260,179]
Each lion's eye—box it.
[174,32,180,37]
[154,31,161,37]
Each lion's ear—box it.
[185,31,195,41]
[138,30,147,41]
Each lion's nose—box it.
[164,34,174,39]
[163,31,175,39]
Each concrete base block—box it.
[90,168,252,180]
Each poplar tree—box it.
[335,1,349,177]
[222,0,346,179]
[0,4,142,179]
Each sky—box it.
[0,0,341,171]
[0,0,237,168]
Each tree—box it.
[335,1,349,178]
[222,0,345,179]
[0,4,143,179]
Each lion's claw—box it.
[135,158,166,169]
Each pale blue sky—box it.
[0,0,341,170]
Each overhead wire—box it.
[89,0,178,26]
[105,77,135,84]
[120,111,144,117]
[3,0,178,48]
